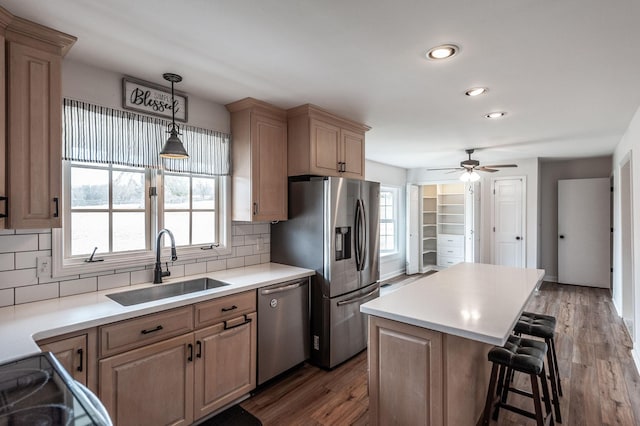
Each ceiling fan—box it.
[427,149,517,181]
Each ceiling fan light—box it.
[459,171,471,182]
[469,170,481,182]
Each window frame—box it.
[379,186,400,256]
[52,162,232,277]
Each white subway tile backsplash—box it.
[207,259,226,272]
[0,269,38,289]
[15,283,59,304]
[0,223,270,305]
[0,235,38,253]
[0,253,14,271]
[131,269,154,285]
[226,257,245,269]
[15,251,40,269]
[60,277,98,297]
[0,289,14,307]
[98,273,131,291]
[185,262,206,276]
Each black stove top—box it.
[0,353,108,425]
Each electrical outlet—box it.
[37,256,52,278]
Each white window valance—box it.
[63,98,231,176]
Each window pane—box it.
[71,168,108,209]
[113,171,145,209]
[71,212,109,256]
[192,212,216,244]
[193,177,216,210]
[113,212,146,252]
[164,212,190,246]
[164,175,190,209]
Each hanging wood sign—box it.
[122,75,188,122]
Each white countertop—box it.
[0,263,314,363]
[360,262,544,346]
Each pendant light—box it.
[160,73,189,159]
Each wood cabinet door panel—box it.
[341,129,365,180]
[40,334,87,384]
[193,312,256,418]
[99,334,194,426]
[252,114,287,221]
[310,119,340,176]
[7,41,61,228]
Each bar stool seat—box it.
[483,335,554,426]
[514,311,563,422]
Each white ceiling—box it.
[3,0,640,169]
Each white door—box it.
[465,181,480,262]
[405,184,419,274]
[558,178,610,288]
[492,178,525,267]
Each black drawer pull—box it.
[196,340,202,358]
[53,197,59,218]
[77,348,83,372]
[223,314,252,331]
[0,196,7,219]
[141,325,163,335]
[187,343,193,362]
[221,305,237,312]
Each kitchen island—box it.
[360,262,544,426]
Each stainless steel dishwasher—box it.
[257,277,310,385]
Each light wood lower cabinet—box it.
[98,295,257,425]
[194,312,257,418]
[38,328,98,392]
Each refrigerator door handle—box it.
[336,287,378,306]
[359,199,367,271]
[354,199,362,269]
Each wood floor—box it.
[240,281,640,425]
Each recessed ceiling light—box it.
[465,87,488,97]
[485,111,506,119]
[426,44,459,60]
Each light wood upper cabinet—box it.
[226,98,287,222]
[287,104,370,180]
[1,9,75,229]
[38,328,98,392]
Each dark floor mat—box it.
[198,405,262,426]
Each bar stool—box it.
[483,335,554,426]
[514,312,562,422]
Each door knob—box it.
[559,235,565,239]
[515,236,521,240]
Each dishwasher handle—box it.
[336,287,378,306]
[260,280,306,295]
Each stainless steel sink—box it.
[106,278,230,306]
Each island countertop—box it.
[360,262,544,346]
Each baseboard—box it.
[632,348,640,376]
[612,298,623,318]
[380,268,406,282]
[544,275,558,283]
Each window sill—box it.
[380,251,399,258]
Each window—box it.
[53,99,232,275]
[380,187,399,254]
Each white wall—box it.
[366,160,408,280]
[538,157,612,281]
[612,104,640,372]
[408,158,540,268]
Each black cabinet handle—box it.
[187,343,193,362]
[253,202,258,215]
[221,305,237,312]
[0,196,7,219]
[53,197,59,218]
[223,314,252,330]
[77,348,83,372]
[196,340,202,358]
[141,325,163,335]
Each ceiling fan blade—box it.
[426,167,463,171]
[476,167,499,173]
[482,164,518,168]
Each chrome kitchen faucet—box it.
[154,229,178,284]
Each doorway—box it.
[621,154,634,336]
[491,177,526,267]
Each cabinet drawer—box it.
[100,306,194,357]
[437,255,463,268]
[439,245,464,258]
[195,290,256,328]
[437,234,464,247]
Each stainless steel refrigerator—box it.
[271,176,380,369]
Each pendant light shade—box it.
[160,73,189,159]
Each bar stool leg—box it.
[545,338,562,422]
[539,365,555,426]
[549,337,563,396]
[483,363,500,425]
[530,373,545,426]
